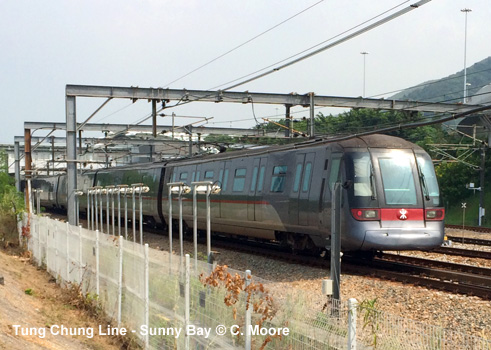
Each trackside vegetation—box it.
[0,150,25,248]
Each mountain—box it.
[391,56,491,103]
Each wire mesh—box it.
[356,304,491,350]
[26,215,491,350]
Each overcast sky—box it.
[1,0,489,143]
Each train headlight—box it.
[351,209,380,221]
[425,209,445,220]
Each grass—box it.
[444,190,491,227]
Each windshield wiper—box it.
[369,163,377,200]
[417,164,430,201]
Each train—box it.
[30,134,445,252]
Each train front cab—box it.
[342,147,444,251]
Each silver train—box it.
[32,134,445,252]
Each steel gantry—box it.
[63,84,487,224]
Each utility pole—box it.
[461,8,471,103]
[360,51,369,98]
[284,105,292,138]
[479,144,486,226]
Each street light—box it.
[360,52,369,98]
[461,8,472,103]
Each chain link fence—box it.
[25,214,490,350]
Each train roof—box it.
[336,134,424,150]
[162,133,424,166]
[74,133,425,172]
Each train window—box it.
[250,167,258,192]
[271,165,287,192]
[204,170,214,179]
[379,157,417,205]
[233,168,247,192]
[353,155,372,197]
[257,166,265,192]
[302,162,312,192]
[416,155,440,206]
[196,171,200,181]
[180,172,188,181]
[293,164,303,192]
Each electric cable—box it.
[162,0,325,88]
[211,0,421,91]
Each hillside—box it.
[391,56,491,103]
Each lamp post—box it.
[360,52,369,98]
[461,8,471,103]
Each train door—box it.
[217,161,231,218]
[289,153,315,226]
[299,153,315,225]
[248,157,267,221]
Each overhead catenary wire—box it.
[162,0,326,88]
[212,0,426,91]
[100,0,428,135]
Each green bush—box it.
[0,150,25,247]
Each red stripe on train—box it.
[380,208,424,221]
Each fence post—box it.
[106,187,110,234]
[245,269,252,350]
[66,222,70,283]
[118,235,123,328]
[46,217,50,271]
[348,298,357,350]
[192,184,198,272]
[54,220,59,278]
[37,218,42,267]
[139,188,143,245]
[94,188,99,231]
[100,189,104,234]
[87,190,91,231]
[132,184,136,242]
[79,225,83,284]
[111,188,115,236]
[168,186,173,270]
[185,254,190,350]
[124,187,129,240]
[144,243,150,349]
[96,229,100,296]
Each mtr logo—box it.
[399,209,408,220]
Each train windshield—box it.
[353,154,373,197]
[416,154,441,206]
[378,154,417,205]
[345,152,377,207]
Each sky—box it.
[1,0,490,144]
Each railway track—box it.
[47,213,491,298]
[354,253,491,299]
[432,246,491,260]
[445,235,491,247]
[209,237,491,299]
[446,224,491,233]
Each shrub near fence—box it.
[26,214,491,350]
